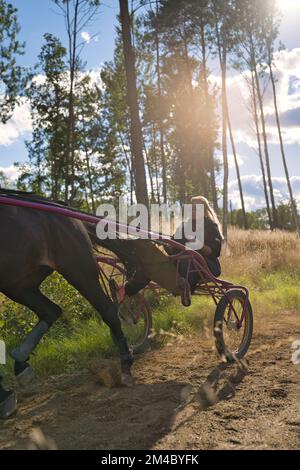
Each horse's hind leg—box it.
[5,288,62,386]
[59,264,134,386]
[0,375,17,419]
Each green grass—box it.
[1,265,300,382]
[0,292,214,381]
[228,268,300,315]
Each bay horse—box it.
[0,199,134,418]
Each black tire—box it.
[118,294,152,354]
[214,289,253,360]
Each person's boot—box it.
[178,277,191,307]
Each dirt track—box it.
[0,311,299,450]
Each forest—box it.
[0,0,299,237]
[0,0,300,450]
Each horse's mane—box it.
[0,188,69,208]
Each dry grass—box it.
[222,227,300,277]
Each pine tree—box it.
[119,0,149,206]
[143,0,218,203]
[20,34,68,198]
[52,0,101,202]
[0,0,27,124]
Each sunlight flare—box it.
[277,0,300,13]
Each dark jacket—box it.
[171,217,223,288]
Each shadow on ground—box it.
[0,357,248,450]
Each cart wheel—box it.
[213,289,253,361]
[118,293,152,354]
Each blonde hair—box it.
[191,195,224,239]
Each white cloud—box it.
[0,68,102,148]
[227,153,245,169]
[211,48,300,147]
[81,31,91,44]
[0,165,20,182]
[80,31,100,45]
[0,98,32,146]
[228,174,300,211]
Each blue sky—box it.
[0,0,119,171]
[0,0,299,209]
[10,0,119,68]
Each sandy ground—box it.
[0,311,299,450]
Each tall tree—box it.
[100,36,135,203]
[248,70,272,229]
[147,0,217,203]
[234,0,278,229]
[212,0,237,240]
[77,75,126,207]
[0,0,27,124]
[196,0,219,212]
[22,33,126,206]
[227,109,248,229]
[21,34,68,197]
[262,2,299,233]
[53,0,100,202]
[148,0,168,203]
[252,49,278,230]
[119,0,149,206]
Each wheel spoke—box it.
[214,290,253,360]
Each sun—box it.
[276,0,300,13]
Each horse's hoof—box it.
[0,390,17,419]
[16,365,35,387]
[121,373,134,387]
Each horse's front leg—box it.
[86,300,134,386]
[58,259,134,386]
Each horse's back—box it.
[0,204,88,242]
[0,205,92,292]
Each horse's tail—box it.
[84,222,122,254]
[84,222,136,277]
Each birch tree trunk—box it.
[267,48,299,233]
